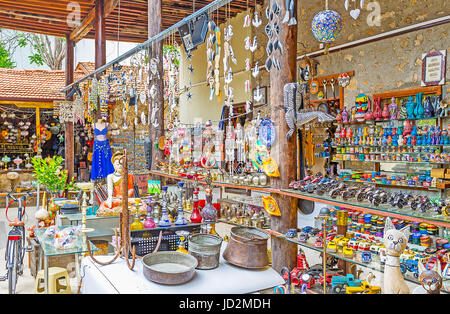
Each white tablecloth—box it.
[81,244,284,294]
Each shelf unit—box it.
[147,170,450,228]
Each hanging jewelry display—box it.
[206,19,217,101]
[192,121,203,166]
[213,125,224,170]
[225,117,235,175]
[72,94,86,125]
[98,77,109,121]
[89,76,99,111]
[235,122,245,164]
[181,127,192,168]
[223,3,234,111]
[200,120,216,169]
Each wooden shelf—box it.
[146,170,450,228]
[310,98,340,103]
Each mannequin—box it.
[96,152,146,216]
[90,116,115,181]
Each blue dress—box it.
[90,124,115,180]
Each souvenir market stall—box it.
[12,0,449,295]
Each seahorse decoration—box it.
[283,82,304,140]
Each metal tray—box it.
[142,251,198,285]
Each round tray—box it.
[142,251,198,285]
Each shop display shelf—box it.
[336,178,446,191]
[217,197,265,207]
[266,231,449,293]
[129,221,213,233]
[333,159,448,165]
[60,213,120,222]
[86,227,116,238]
[278,189,450,228]
[373,115,450,123]
[147,170,276,193]
[332,145,449,148]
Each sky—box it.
[2,29,138,70]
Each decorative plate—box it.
[258,118,276,147]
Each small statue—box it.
[403,120,412,135]
[423,96,435,118]
[405,96,416,119]
[398,99,408,119]
[342,107,349,123]
[414,260,443,294]
[351,106,356,122]
[388,97,398,120]
[413,92,424,119]
[398,135,404,146]
[383,217,410,294]
[373,97,382,121]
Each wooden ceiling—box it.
[0,0,259,43]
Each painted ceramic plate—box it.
[258,119,276,147]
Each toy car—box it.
[319,274,344,285]
[400,259,419,278]
[298,232,309,242]
[379,248,387,265]
[336,237,350,247]
[301,226,313,234]
[314,237,324,248]
[346,281,381,294]
[358,241,371,252]
[331,274,363,294]
[285,228,297,238]
[342,246,354,258]
[327,241,337,253]
[361,251,372,263]
[348,239,360,250]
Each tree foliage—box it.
[0,29,66,70]
[0,42,15,68]
[32,156,74,195]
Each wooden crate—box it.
[27,238,76,278]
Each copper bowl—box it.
[222,227,269,269]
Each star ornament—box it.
[186,91,193,100]
[188,65,194,74]
[185,51,193,61]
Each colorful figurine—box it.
[413,92,424,119]
[373,97,382,121]
[405,96,416,119]
[355,94,369,122]
[342,107,349,123]
[388,97,398,120]
[423,96,435,118]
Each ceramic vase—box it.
[405,96,416,119]
[382,103,390,120]
[423,96,434,118]
[373,97,382,121]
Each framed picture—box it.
[253,86,267,105]
[421,50,446,86]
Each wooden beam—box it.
[95,0,106,69]
[65,34,75,182]
[269,0,298,273]
[70,0,118,42]
[0,100,55,108]
[148,0,165,170]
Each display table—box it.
[35,226,98,294]
[81,244,284,294]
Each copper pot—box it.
[222,227,269,269]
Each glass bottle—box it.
[190,188,202,223]
[130,200,144,231]
[143,196,155,229]
[201,187,217,222]
[158,186,172,227]
[175,182,187,226]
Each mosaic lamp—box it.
[311,10,343,43]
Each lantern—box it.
[311,10,343,43]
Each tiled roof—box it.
[0,68,85,102]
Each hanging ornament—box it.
[311,10,343,43]
[262,195,281,216]
[252,11,262,27]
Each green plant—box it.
[31,156,74,195]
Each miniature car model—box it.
[346,281,381,294]
[400,259,419,278]
[331,274,363,294]
[327,241,337,253]
[358,241,371,252]
[285,228,297,238]
[342,246,354,258]
[319,274,344,285]
[348,239,360,250]
[361,251,372,263]
[337,237,350,247]
[298,232,309,242]
[379,248,387,265]
[314,237,324,248]
[301,226,313,234]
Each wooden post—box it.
[65,34,75,181]
[148,0,164,170]
[269,0,298,272]
[95,0,106,69]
